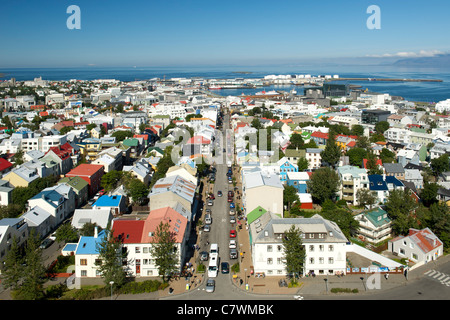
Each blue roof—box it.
[368,175,388,191]
[93,195,122,207]
[31,190,63,207]
[75,230,106,255]
[368,175,404,191]
[385,175,404,187]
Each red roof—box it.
[408,228,443,253]
[112,220,145,244]
[66,164,104,177]
[0,158,13,172]
[187,135,211,145]
[39,111,49,117]
[363,158,383,168]
[346,141,356,148]
[141,207,188,243]
[134,134,148,140]
[311,131,329,139]
[47,146,71,161]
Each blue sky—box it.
[1,0,449,67]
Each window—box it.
[319,257,324,264]
[328,245,334,252]
[81,270,87,277]
[135,247,140,254]
[267,258,273,265]
[277,245,283,252]
[309,245,314,252]
[80,259,87,266]
[319,245,324,252]
[309,258,314,264]
[328,257,334,264]
[267,245,273,252]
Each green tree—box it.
[59,126,74,135]
[375,121,390,134]
[283,185,300,212]
[1,236,24,290]
[96,228,129,288]
[351,124,364,137]
[150,222,178,282]
[356,188,377,208]
[420,182,439,207]
[101,170,125,192]
[346,147,367,167]
[86,123,97,131]
[111,130,133,142]
[379,148,395,164]
[306,167,340,204]
[282,225,306,279]
[297,157,309,171]
[355,136,370,149]
[385,189,419,235]
[321,133,341,167]
[15,230,46,300]
[321,206,360,240]
[79,222,102,237]
[251,118,261,130]
[430,154,450,177]
[185,114,202,122]
[55,222,79,243]
[288,133,304,150]
[127,179,149,205]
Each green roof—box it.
[123,138,139,147]
[363,207,391,228]
[284,149,306,158]
[247,206,267,224]
[58,176,88,191]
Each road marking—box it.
[424,270,436,276]
[437,274,447,281]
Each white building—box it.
[248,211,348,277]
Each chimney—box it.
[94,226,98,238]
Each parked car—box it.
[209,193,215,200]
[206,279,215,293]
[49,232,57,241]
[230,202,235,209]
[228,196,233,202]
[205,213,212,225]
[200,251,209,261]
[205,208,212,214]
[221,262,230,274]
[229,240,237,249]
[230,249,238,259]
[204,224,211,232]
[217,190,223,197]
[230,216,236,223]
[208,200,213,206]
[40,238,54,249]
[229,208,235,215]
[229,230,236,238]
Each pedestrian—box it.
[385,273,389,280]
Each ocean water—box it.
[1,64,449,102]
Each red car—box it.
[209,193,215,200]
[228,196,233,202]
[230,230,236,238]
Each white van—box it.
[208,252,219,278]
[210,243,218,254]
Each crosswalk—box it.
[424,269,450,287]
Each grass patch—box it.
[330,288,359,294]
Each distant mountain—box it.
[393,54,450,67]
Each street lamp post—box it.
[109,281,114,300]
